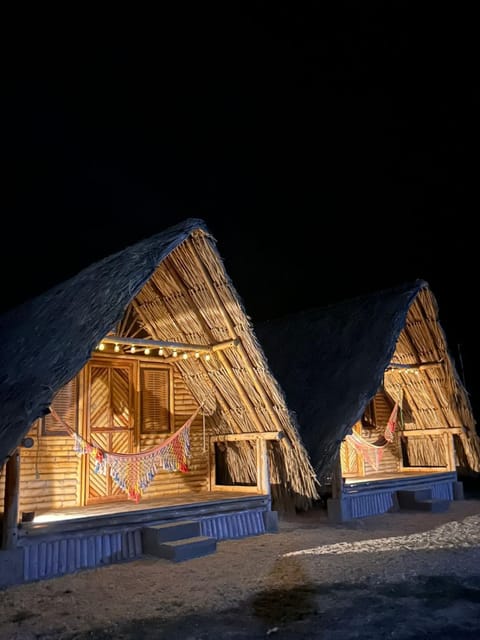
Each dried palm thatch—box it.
[257,280,480,480]
[0,218,318,510]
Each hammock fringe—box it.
[49,405,201,502]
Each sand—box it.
[1,499,480,639]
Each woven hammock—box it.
[49,405,201,502]
[345,391,403,472]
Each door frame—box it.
[80,355,139,505]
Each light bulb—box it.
[205,354,211,361]
[98,343,105,351]
[182,352,188,360]
[130,346,136,354]
[172,350,178,357]
[114,344,120,353]
[144,347,151,355]
[158,348,164,356]
[195,352,200,359]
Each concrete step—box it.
[142,520,201,553]
[153,536,217,562]
[396,489,432,509]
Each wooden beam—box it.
[401,427,464,436]
[189,243,286,433]
[400,466,448,472]
[385,361,443,373]
[212,431,284,442]
[100,335,238,353]
[161,339,239,362]
[1,449,20,550]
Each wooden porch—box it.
[328,470,462,521]
[7,491,276,587]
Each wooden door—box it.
[85,359,136,503]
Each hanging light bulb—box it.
[195,352,200,359]
[172,349,178,358]
[130,345,136,354]
[98,343,105,351]
[114,344,120,353]
[158,347,164,356]
[182,352,188,360]
[205,353,211,361]
[144,347,151,355]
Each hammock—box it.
[49,405,201,502]
[344,390,403,472]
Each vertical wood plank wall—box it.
[0,367,211,514]
[4,424,81,514]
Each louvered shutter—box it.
[140,368,170,433]
[43,376,78,435]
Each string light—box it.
[172,349,178,358]
[130,346,136,354]
[195,352,200,359]
[158,348,164,356]
[114,344,121,353]
[205,354,211,361]
[144,347,151,355]
[182,352,188,360]
[98,343,105,351]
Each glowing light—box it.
[130,346,136,354]
[195,352,200,359]
[144,347,151,355]
[98,343,105,351]
[182,352,188,360]
[205,354,211,361]
[172,350,178,357]
[158,348,164,356]
[114,344,121,353]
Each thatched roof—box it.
[0,218,318,509]
[256,280,480,478]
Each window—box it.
[140,367,172,434]
[42,376,78,436]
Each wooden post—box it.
[330,453,343,500]
[445,432,457,472]
[257,438,271,498]
[1,449,20,550]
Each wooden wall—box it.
[0,362,211,515]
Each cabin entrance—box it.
[84,359,136,504]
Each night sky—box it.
[4,5,479,414]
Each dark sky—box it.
[4,5,479,412]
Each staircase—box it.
[142,520,217,562]
[396,488,449,513]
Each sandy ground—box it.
[1,498,480,639]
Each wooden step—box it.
[152,536,217,562]
[142,520,201,553]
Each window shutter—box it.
[43,376,78,435]
[140,368,170,433]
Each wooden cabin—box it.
[257,281,480,521]
[0,218,318,587]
